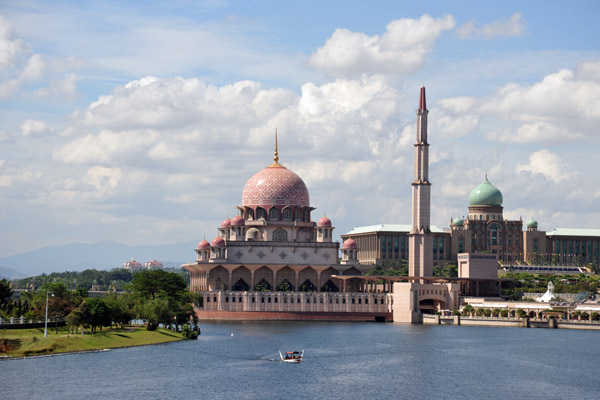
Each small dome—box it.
[342,238,357,249]
[231,215,245,226]
[527,217,538,228]
[220,218,231,228]
[469,176,503,206]
[197,239,210,250]
[211,236,226,247]
[452,216,464,227]
[317,216,332,227]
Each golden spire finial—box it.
[269,128,284,167]
[274,129,279,163]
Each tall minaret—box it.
[408,86,433,278]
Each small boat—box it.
[279,350,304,363]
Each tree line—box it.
[10,267,190,292]
[1,270,201,337]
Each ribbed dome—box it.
[342,238,357,249]
[220,218,231,228]
[241,165,310,208]
[197,240,210,250]
[527,217,538,228]
[469,177,503,206]
[211,236,226,247]
[231,215,245,226]
[452,216,464,226]
[317,216,332,227]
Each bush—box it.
[182,323,198,340]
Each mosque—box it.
[181,134,391,320]
[182,86,598,322]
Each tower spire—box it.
[409,85,433,278]
[419,85,426,111]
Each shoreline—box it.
[0,326,186,360]
[0,339,184,361]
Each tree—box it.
[82,298,111,333]
[32,282,74,333]
[129,270,187,301]
[462,304,474,316]
[65,310,83,335]
[0,278,13,305]
[138,297,171,331]
[104,294,134,328]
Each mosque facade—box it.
[181,136,392,320]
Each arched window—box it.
[282,208,292,220]
[273,229,287,242]
[256,207,266,220]
[459,236,464,253]
[268,207,279,220]
[246,208,254,220]
[490,223,501,246]
[295,208,303,221]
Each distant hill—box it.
[0,240,197,277]
[0,265,26,280]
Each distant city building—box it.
[123,258,143,272]
[144,260,164,269]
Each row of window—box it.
[553,239,600,259]
[244,207,311,222]
[207,295,386,305]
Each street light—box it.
[44,291,54,338]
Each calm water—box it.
[1,322,599,400]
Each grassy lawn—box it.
[0,325,185,358]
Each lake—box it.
[1,322,598,399]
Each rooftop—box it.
[547,228,600,237]
[345,224,446,235]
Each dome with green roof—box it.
[527,217,538,229]
[452,216,464,226]
[469,176,503,206]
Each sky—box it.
[1,0,599,257]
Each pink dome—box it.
[231,215,245,226]
[220,218,231,228]
[241,165,310,208]
[317,216,332,227]
[197,239,210,250]
[211,236,226,247]
[342,238,357,249]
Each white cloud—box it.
[0,16,47,100]
[457,12,525,39]
[34,73,78,100]
[516,149,577,183]
[20,119,51,137]
[0,15,30,70]
[434,62,600,144]
[84,166,123,197]
[308,15,455,78]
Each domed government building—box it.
[343,173,600,273]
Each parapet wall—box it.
[195,310,392,322]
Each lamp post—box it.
[44,291,53,338]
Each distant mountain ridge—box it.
[0,240,197,277]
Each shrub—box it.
[182,323,199,340]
